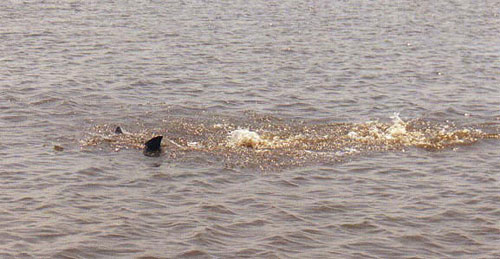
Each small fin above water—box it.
[115,126,123,134]
[144,136,163,157]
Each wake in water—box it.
[81,113,500,169]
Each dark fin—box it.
[115,126,123,134]
[144,136,163,157]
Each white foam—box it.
[347,131,358,138]
[187,142,203,149]
[226,129,265,148]
[346,113,413,142]
[386,112,407,139]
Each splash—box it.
[227,129,266,148]
[345,114,490,151]
[347,113,420,146]
[386,112,408,138]
[81,114,500,168]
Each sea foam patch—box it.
[81,113,500,169]
[226,129,266,148]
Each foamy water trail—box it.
[81,114,500,169]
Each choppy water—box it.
[1,0,500,258]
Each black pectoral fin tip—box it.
[144,136,163,155]
[115,126,123,134]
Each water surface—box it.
[1,0,500,258]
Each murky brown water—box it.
[1,0,500,258]
[82,114,500,170]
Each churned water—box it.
[1,0,500,258]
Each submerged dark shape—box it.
[115,126,123,134]
[143,136,163,157]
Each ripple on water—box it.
[2,0,500,258]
